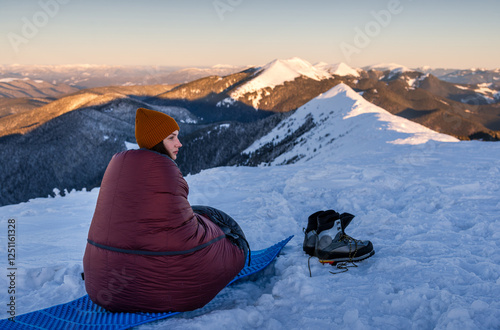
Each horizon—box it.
[1,60,499,72]
[0,0,499,70]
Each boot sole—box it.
[319,249,375,264]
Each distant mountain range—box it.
[1,62,499,88]
[363,64,500,86]
[144,58,500,139]
[0,64,248,88]
[0,58,499,206]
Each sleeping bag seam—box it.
[87,234,226,256]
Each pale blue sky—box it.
[1,0,498,69]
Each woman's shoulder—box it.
[107,148,181,178]
[105,148,186,189]
[113,148,177,165]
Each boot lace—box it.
[307,233,360,277]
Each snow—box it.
[216,97,236,108]
[403,73,428,90]
[454,83,500,104]
[0,77,31,83]
[1,84,500,329]
[474,83,500,103]
[315,62,360,77]
[405,78,416,89]
[124,141,139,150]
[244,84,457,164]
[364,63,417,81]
[230,57,331,108]
[211,64,244,69]
[365,63,413,73]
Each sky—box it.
[0,0,499,70]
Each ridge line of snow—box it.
[243,83,458,164]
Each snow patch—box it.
[125,141,139,150]
[0,77,32,83]
[216,97,236,108]
[474,83,500,103]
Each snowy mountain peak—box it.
[314,62,360,77]
[243,83,458,165]
[261,57,331,81]
[229,57,331,108]
[365,63,413,73]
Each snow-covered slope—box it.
[229,57,331,108]
[243,83,457,165]
[435,68,500,85]
[314,62,360,77]
[474,83,500,104]
[1,83,500,328]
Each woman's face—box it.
[162,130,182,160]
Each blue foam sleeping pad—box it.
[1,236,293,330]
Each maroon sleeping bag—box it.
[82,149,245,312]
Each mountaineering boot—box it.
[303,210,325,256]
[315,212,374,263]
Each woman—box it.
[83,108,248,312]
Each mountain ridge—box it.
[236,83,458,166]
[1,58,499,140]
[1,57,499,206]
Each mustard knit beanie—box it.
[135,108,180,149]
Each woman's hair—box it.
[150,141,170,157]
